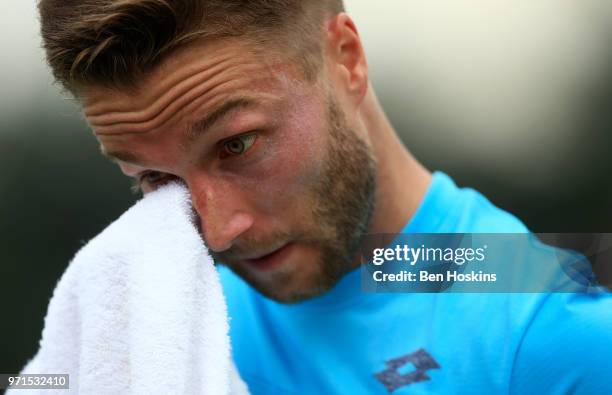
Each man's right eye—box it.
[140,171,166,184]
[132,171,171,193]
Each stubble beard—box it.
[216,94,378,304]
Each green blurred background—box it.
[1,0,611,373]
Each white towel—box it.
[10,183,249,395]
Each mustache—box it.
[190,205,299,261]
[208,231,295,261]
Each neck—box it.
[360,85,432,235]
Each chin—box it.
[241,267,322,304]
[239,262,332,304]
[254,280,330,304]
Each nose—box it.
[189,178,254,253]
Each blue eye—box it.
[222,133,257,156]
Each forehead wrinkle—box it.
[82,39,252,117]
[87,60,261,133]
[83,55,227,116]
[92,70,260,137]
[85,56,234,122]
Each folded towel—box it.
[10,183,249,395]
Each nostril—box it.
[198,219,230,253]
[203,231,233,253]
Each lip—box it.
[243,242,294,272]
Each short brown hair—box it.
[38,0,344,93]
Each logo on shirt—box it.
[374,348,440,392]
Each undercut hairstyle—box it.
[38,0,345,93]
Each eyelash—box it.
[132,131,259,193]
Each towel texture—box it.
[11,183,249,395]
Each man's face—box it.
[83,38,377,303]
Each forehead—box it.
[78,38,325,172]
[81,38,305,137]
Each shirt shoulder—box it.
[419,172,528,233]
[455,187,528,233]
[510,292,612,394]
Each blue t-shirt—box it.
[219,171,612,394]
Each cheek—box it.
[234,85,329,216]
[275,96,329,188]
[247,120,328,215]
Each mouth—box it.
[243,242,295,272]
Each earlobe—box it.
[327,13,369,104]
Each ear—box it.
[325,13,369,105]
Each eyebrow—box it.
[185,97,257,144]
[100,97,260,164]
[100,146,143,164]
